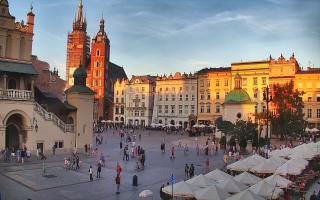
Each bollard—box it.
[133,175,138,186]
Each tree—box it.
[233,120,257,152]
[216,118,234,136]
[271,81,306,141]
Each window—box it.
[158,105,162,113]
[116,98,119,103]
[216,92,220,100]
[164,105,169,113]
[135,111,139,116]
[142,94,145,99]
[115,107,119,114]
[224,79,228,86]
[94,80,98,87]
[253,77,258,85]
[254,90,258,98]
[307,82,312,89]
[54,141,64,148]
[207,81,210,87]
[166,87,169,91]
[191,86,195,90]
[225,92,229,98]
[116,90,119,95]
[179,95,183,101]
[96,50,100,56]
[215,79,219,87]
[159,95,163,101]
[160,88,163,92]
[255,105,258,113]
[121,106,124,114]
[317,109,320,118]
[141,111,145,116]
[262,77,267,85]
[207,105,211,113]
[141,102,145,107]
[171,105,175,114]
[121,98,124,103]
[179,105,183,114]
[200,105,204,113]
[191,94,195,101]
[307,109,312,118]
[185,95,189,101]
[308,96,312,102]
[135,102,139,107]
[172,94,175,101]
[142,87,145,92]
[165,95,169,101]
[317,95,320,102]
[185,86,189,91]
[216,105,220,113]
[179,87,183,91]
[95,61,100,68]
[200,93,204,100]
[317,82,320,89]
[184,105,189,114]
[95,70,100,77]
[263,106,266,113]
[191,105,195,114]
[200,80,204,87]
[242,78,247,86]
[122,90,124,95]
[207,93,211,100]
[298,82,303,89]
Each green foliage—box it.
[271,81,307,140]
[216,119,234,135]
[233,120,257,151]
[220,136,226,146]
[228,136,236,147]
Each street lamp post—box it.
[263,86,273,143]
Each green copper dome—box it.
[224,89,252,104]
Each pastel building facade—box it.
[152,72,197,128]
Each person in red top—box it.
[299,181,305,198]
[116,161,122,175]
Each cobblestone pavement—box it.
[0,130,225,200]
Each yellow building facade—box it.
[197,54,320,128]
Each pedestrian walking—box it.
[96,162,102,178]
[115,173,121,194]
[184,163,189,179]
[120,141,123,150]
[189,163,195,178]
[171,146,175,159]
[184,143,188,155]
[76,155,80,169]
[89,165,93,181]
[52,144,56,156]
[223,153,228,167]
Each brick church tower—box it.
[87,16,111,120]
[66,0,90,88]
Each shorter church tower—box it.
[88,15,110,119]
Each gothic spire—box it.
[76,0,84,23]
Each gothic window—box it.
[95,61,100,68]
[96,49,100,56]
[19,37,26,59]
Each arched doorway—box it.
[170,120,175,125]
[8,79,17,89]
[5,113,28,151]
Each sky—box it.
[11,0,320,80]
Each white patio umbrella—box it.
[311,127,319,132]
[249,180,283,199]
[267,156,287,165]
[101,120,107,123]
[106,120,113,123]
[305,127,312,132]
[275,162,304,176]
[227,160,251,172]
[250,160,282,174]
[289,149,317,160]
[186,174,214,188]
[139,190,153,198]
[264,174,293,189]
[269,147,293,157]
[217,178,248,194]
[226,189,264,200]
[194,185,231,200]
[286,158,308,168]
[233,172,262,186]
[162,181,198,198]
[205,169,233,182]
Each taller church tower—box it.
[66,0,90,88]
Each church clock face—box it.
[77,44,83,48]
[67,44,74,49]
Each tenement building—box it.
[152,72,197,128]
[0,1,94,153]
[113,78,128,124]
[66,0,127,120]
[125,75,156,126]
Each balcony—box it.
[0,89,33,101]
